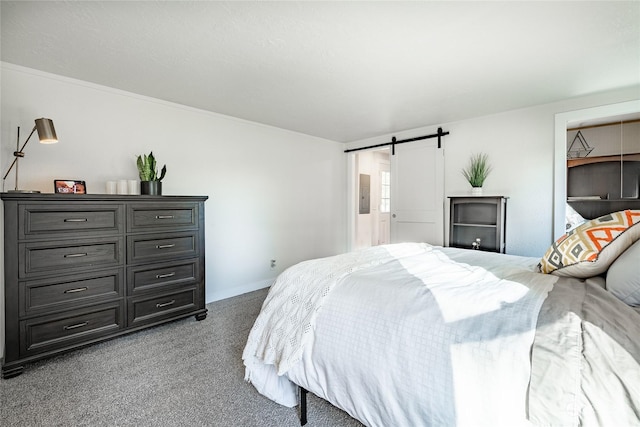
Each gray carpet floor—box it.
[0,289,364,427]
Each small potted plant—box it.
[136,151,166,195]
[461,153,491,195]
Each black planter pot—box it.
[141,181,162,195]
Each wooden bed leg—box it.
[299,386,308,425]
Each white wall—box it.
[354,152,374,248]
[0,63,347,309]
[346,87,639,257]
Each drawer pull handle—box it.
[64,287,88,294]
[64,218,88,222]
[156,272,176,279]
[155,215,175,219]
[64,321,89,330]
[156,244,175,249]
[156,300,175,308]
[64,253,88,258]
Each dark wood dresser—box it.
[1,193,208,378]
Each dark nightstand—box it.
[448,196,507,253]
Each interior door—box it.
[390,139,444,245]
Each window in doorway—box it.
[380,170,390,213]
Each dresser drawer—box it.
[127,232,198,264]
[127,259,200,295]
[20,302,124,356]
[20,237,123,278]
[128,288,198,327]
[20,269,124,317]
[127,203,199,232]
[20,204,123,239]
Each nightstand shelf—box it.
[449,196,507,253]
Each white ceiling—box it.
[2,1,639,142]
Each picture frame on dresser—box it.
[0,193,208,379]
[53,180,86,194]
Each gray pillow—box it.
[607,239,640,306]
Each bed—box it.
[243,209,640,426]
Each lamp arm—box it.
[2,125,37,181]
[16,125,38,153]
[2,157,20,181]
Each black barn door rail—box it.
[344,127,449,155]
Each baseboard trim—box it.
[206,279,273,303]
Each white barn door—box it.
[390,139,444,245]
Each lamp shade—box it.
[35,118,58,144]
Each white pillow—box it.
[607,239,640,306]
[566,204,586,232]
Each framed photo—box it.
[54,180,86,194]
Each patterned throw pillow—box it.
[538,210,640,278]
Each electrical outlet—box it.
[270,259,276,270]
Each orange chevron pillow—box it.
[538,210,640,278]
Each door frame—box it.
[553,100,640,240]
[347,148,391,251]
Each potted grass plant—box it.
[136,151,166,195]
[461,153,491,195]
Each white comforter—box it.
[243,243,557,426]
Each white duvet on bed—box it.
[243,243,557,426]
